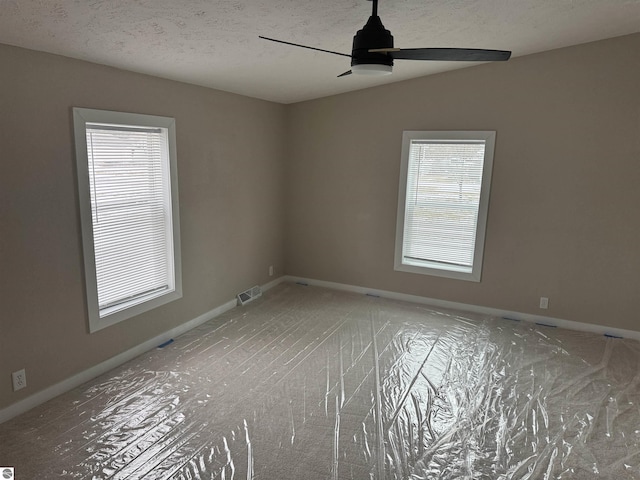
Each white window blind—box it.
[74,108,181,332]
[395,131,495,282]
[403,140,485,269]
[85,123,175,315]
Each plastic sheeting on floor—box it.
[2,283,640,479]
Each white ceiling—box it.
[1,1,639,104]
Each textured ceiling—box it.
[1,0,639,104]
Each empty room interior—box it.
[1,1,640,478]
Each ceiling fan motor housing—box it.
[351,16,394,67]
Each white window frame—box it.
[394,131,495,282]
[73,108,182,332]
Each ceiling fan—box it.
[259,0,511,77]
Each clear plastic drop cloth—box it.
[2,283,640,479]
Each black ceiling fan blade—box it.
[337,70,352,77]
[259,36,351,58]
[385,48,511,62]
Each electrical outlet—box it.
[539,297,549,309]
[12,369,27,391]
[269,265,274,277]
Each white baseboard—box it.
[3,274,634,424]
[285,275,640,342]
[260,275,285,293]
[0,276,287,424]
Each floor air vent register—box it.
[236,285,262,306]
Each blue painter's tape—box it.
[157,339,174,348]
[365,293,380,298]
[535,323,557,328]
[296,282,309,286]
[604,334,623,339]
[502,317,521,322]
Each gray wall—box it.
[2,33,639,412]
[0,45,287,409]
[285,33,640,331]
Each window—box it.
[394,131,495,282]
[73,108,182,332]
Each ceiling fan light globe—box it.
[351,64,393,75]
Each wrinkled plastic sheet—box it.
[2,283,640,479]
